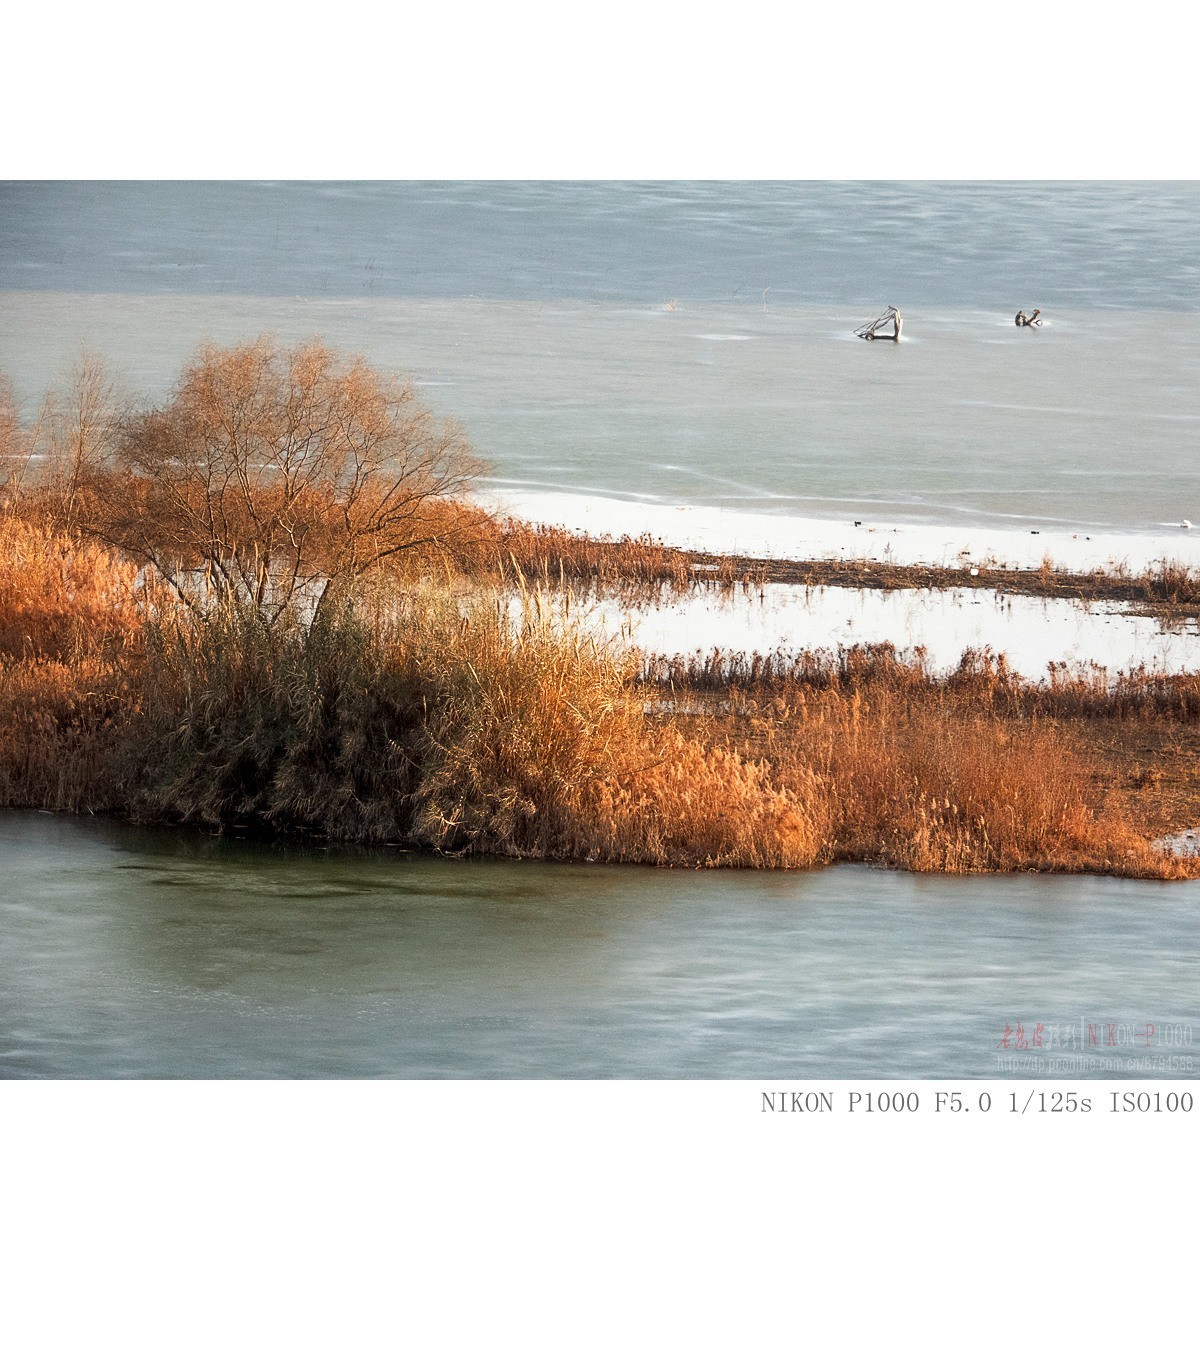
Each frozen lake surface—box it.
[2,182,1198,537]
[2,294,1198,540]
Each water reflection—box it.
[2,812,1197,1080]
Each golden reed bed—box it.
[2,512,1197,878]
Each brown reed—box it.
[425,510,1200,618]
[1,504,1196,877]
[406,587,827,867]
[0,513,147,811]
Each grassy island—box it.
[2,340,1198,878]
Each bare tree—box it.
[35,348,125,527]
[5,350,126,528]
[91,337,484,621]
[0,372,31,505]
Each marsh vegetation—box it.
[2,340,1198,877]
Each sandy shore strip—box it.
[482,489,1200,577]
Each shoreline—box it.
[482,489,1200,582]
[482,500,1200,632]
[677,554,1200,616]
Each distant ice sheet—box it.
[2,294,1198,538]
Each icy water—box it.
[593,583,1200,679]
[2,182,1199,532]
[3,813,1197,1080]
[3,293,1199,535]
[4,182,1197,310]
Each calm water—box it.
[2,813,1197,1079]
[2,182,1199,531]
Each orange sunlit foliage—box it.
[89,337,484,621]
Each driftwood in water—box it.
[1014,308,1042,327]
[855,306,902,342]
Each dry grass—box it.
[377,507,736,600]
[0,655,134,811]
[423,512,1200,618]
[1,504,1196,877]
[0,513,147,811]
[650,646,1195,877]
[696,694,1170,877]
[678,553,1200,616]
[646,642,1200,722]
[119,595,427,840]
[96,580,824,866]
[0,513,144,661]
[406,588,826,867]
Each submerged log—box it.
[855,306,902,342]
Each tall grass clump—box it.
[661,646,1191,878]
[810,701,1165,875]
[0,513,145,810]
[404,588,829,867]
[113,583,827,865]
[0,512,143,661]
[121,596,428,841]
